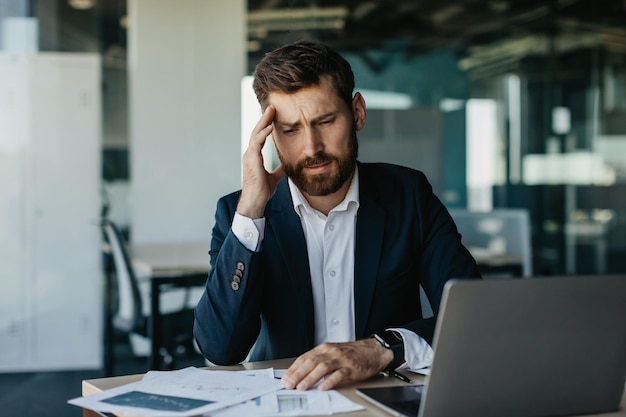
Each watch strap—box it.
[372,330,405,371]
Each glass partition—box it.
[247,0,626,275]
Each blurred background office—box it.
[1,0,625,414]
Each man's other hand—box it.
[281,338,393,391]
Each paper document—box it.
[210,387,363,416]
[205,369,363,416]
[69,366,364,417]
[68,367,282,417]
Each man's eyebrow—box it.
[311,112,336,123]
[275,119,300,128]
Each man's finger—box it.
[250,106,275,143]
[247,124,273,155]
[281,354,313,386]
[317,369,347,391]
[294,361,335,391]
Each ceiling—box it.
[246,0,626,75]
[97,0,626,77]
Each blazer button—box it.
[234,269,243,278]
[236,261,245,272]
[232,275,241,284]
[231,281,240,291]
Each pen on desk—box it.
[390,370,411,383]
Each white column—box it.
[129,0,246,243]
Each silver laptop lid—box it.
[419,275,626,417]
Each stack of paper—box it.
[68,367,364,416]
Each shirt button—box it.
[244,230,253,240]
[332,319,339,326]
[328,224,335,231]
[329,270,336,277]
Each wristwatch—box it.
[372,330,405,371]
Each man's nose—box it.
[302,127,323,156]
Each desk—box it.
[103,242,210,374]
[130,242,211,275]
[81,358,626,417]
[81,358,420,417]
[130,242,210,370]
[474,254,524,277]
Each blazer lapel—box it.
[267,180,315,347]
[354,166,386,339]
[267,169,387,343]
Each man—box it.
[194,40,480,391]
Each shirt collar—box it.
[289,164,360,218]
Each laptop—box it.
[358,275,626,417]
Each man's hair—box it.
[252,40,355,109]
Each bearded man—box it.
[194,40,480,391]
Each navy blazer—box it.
[194,162,480,365]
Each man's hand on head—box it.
[281,338,393,391]
[238,105,285,218]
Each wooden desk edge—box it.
[82,373,144,397]
[81,360,420,417]
[80,364,625,417]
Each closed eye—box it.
[275,122,298,135]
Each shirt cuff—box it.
[388,327,434,371]
[232,212,265,252]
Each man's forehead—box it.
[269,90,346,124]
[270,99,339,122]
[273,107,337,124]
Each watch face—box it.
[374,333,391,348]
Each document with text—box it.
[69,366,363,416]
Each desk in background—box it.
[474,253,524,277]
[130,242,210,370]
[130,242,211,276]
[103,242,210,374]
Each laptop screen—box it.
[418,275,626,417]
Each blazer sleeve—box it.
[193,192,265,365]
[399,171,481,345]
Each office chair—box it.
[448,208,533,278]
[100,219,198,370]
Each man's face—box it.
[268,76,364,197]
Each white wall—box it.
[129,0,246,243]
[0,53,102,371]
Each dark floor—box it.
[0,335,206,417]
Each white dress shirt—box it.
[288,170,359,345]
[231,167,433,370]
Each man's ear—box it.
[352,92,367,131]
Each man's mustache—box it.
[300,153,334,169]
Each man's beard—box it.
[280,132,358,197]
